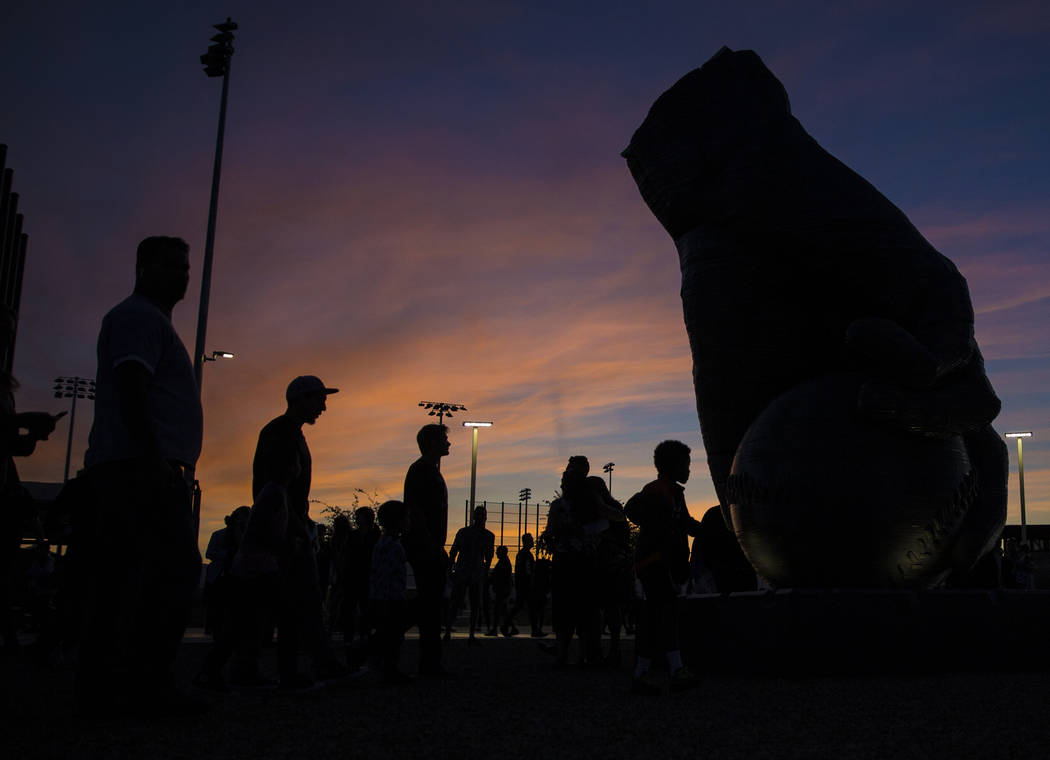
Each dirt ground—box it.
[5,631,1050,760]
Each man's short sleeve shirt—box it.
[85,294,203,467]
[252,415,312,518]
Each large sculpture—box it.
[622,47,1007,588]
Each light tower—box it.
[192,17,238,392]
[519,487,531,550]
[53,376,95,482]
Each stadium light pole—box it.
[462,421,492,526]
[518,487,531,550]
[1005,431,1033,544]
[53,376,95,482]
[193,17,238,392]
[603,462,615,493]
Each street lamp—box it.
[1005,431,1033,544]
[462,421,492,526]
[418,401,466,425]
[192,17,238,392]
[603,462,615,493]
[202,350,234,362]
[53,376,95,482]
[518,488,531,551]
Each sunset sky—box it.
[2,1,1048,552]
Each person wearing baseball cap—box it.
[251,375,346,688]
[284,375,339,404]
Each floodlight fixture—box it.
[417,400,466,425]
[203,350,234,362]
[200,18,237,77]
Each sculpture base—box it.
[680,589,1050,674]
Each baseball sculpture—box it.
[622,47,1007,588]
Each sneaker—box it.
[669,665,701,693]
[630,672,662,696]
[192,671,230,694]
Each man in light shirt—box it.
[78,236,204,718]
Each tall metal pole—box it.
[1017,437,1028,545]
[1006,432,1033,546]
[469,425,479,514]
[193,54,230,390]
[193,18,237,391]
[518,488,531,547]
[63,392,77,482]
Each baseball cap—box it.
[286,375,339,402]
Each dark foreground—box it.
[5,631,1050,760]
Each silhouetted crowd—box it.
[194,446,718,695]
[0,236,1033,718]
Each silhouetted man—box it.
[511,532,537,636]
[253,375,347,687]
[624,440,702,695]
[403,423,451,677]
[78,235,204,717]
[446,505,494,643]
